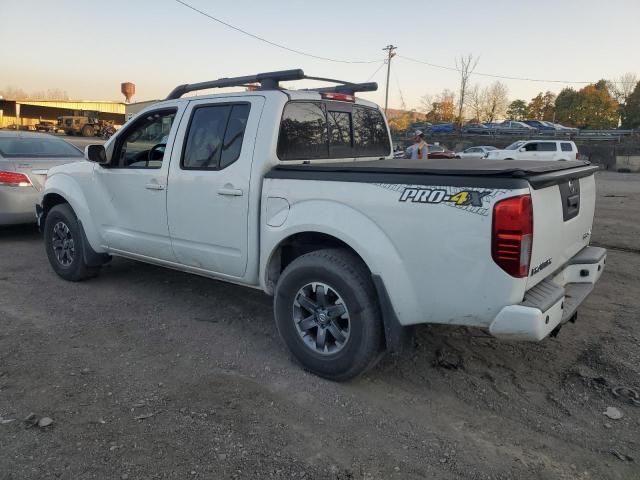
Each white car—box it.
[485,140,579,161]
[455,146,497,159]
[37,69,605,380]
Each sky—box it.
[1,0,639,109]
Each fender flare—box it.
[41,174,105,256]
[260,199,420,329]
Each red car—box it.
[428,144,455,159]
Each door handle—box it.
[218,187,243,196]
[145,183,165,191]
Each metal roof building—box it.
[0,99,126,129]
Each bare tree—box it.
[455,53,479,124]
[483,81,509,123]
[609,72,638,105]
[0,86,28,100]
[467,84,485,122]
[0,86,69,101]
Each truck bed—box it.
[266,159,598,189]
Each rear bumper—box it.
[489,246,606,341]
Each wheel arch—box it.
[41,175,104,255]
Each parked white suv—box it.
[485,140,579,161]
[37,70,605,380]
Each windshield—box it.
[505,141,525,150]
[0,136,83,158]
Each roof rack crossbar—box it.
[165,69,379,100]
[303,82,379,95]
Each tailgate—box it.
[527,165,599,288]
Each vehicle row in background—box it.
[406,120,594,136]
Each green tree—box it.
[554,88,579,126]
[555,83,618,129]
[527,91,556,120]
[621,81,640,128]
[506,99,528,120]
[574,80,619,129]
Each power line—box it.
[174,0,382,64]
[399,55,599,84]
[365,62,386,82]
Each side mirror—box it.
[85,144,109,165]
[519,147,526,152]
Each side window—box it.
[538,142,557,152]
[220,104,251,169]
[352,106,390,156]
[114,109,177,169]
[183,105,231,169]
[561,142,573,152]
[524,142,538,151]
[277,102,328,160]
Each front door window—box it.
[114,110,177,169]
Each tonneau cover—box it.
[266,158,599,190]
[272,158,591,176]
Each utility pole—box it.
[382,45,397,115]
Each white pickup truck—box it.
[37,70,606,380]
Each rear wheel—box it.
[81,125,95,137]
[274,249,383,381]
[44,204,100,281]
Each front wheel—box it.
[274,249,383,381]
[44,204,100,281]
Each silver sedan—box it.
[455,146,497,160]
[0,131,83,225]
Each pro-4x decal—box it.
[374,183,509,216]
[399,188,491,207]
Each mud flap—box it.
[372,275,414,353]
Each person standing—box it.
[405,130,429,160]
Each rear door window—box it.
[277,101,390,160]
[182,103,251,170]
[537,142,557,152]
[561,142,573,152]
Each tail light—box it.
[576,151,580,160]
[492,194,533,278]
[0,170,32,187]
[320,92,355,102]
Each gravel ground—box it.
[0,171,638,480]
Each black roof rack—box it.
[165,69,378,100]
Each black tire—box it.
[81,125,94,137]
[274,249,383,381]
[44,204,100,282]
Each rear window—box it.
[561,142,573,152]
[0,136,82,158]
[277,101,390,161]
